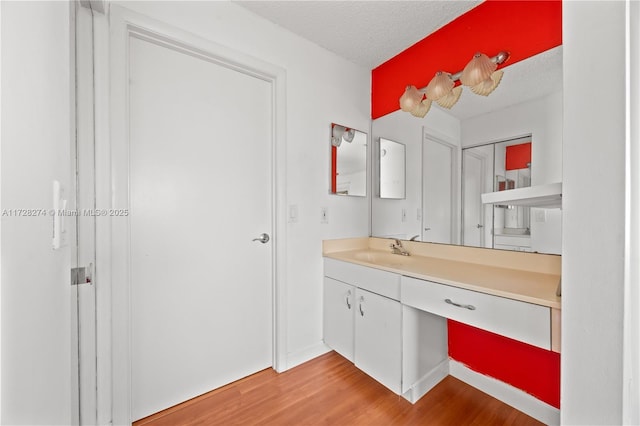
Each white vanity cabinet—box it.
[323,258,403,394]
[323,277,355,361]
[354,287,402,394]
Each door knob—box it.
[252,233,270,244]
[477,224,484,229]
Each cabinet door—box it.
[355,288,402,394]
[323,277,355,362]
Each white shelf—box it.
[481,182,562,208]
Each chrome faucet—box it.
[390,239,410,256]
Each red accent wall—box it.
[448,320,560,408]
[371,0,562,119]
[331,146,337,193]
[505,142,532,170]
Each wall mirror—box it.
[370,46,563,254]
[379,138,406,199]
[330,123,367,197]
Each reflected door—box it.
[423,137,454,244]
[462,150,485,247]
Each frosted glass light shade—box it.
[436,85,462,109]
[460,52,497,87]
[399,85,424,112]
[425,72,454,101]
[331,124,346,147]
[470,70,504,96]
[343,128,355,142]
[410,98,432,118]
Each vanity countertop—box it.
[323,237,561,309]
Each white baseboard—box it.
[403,359,449,403]
[449,360,560,425]
[285,342,331,371]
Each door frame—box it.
[103,6,287,424]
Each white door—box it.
[423,137,454,244]
[127,36,273,420]
[462,150,485,247]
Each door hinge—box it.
[71,264,93,286]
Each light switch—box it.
[321,207,329,224]
[401,208,407,222]
[534,209,547,223]
[289,204,298,223]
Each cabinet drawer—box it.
[324,258,400,300]
[401,276,550,350]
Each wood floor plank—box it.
[134,351,544,426]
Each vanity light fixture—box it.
[331,124,356,147]
[343,128,356,143]
[399,51,509,118]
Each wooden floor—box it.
[134,351,543,426]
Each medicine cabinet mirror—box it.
[379,138,406,199]
[330,123,367,197]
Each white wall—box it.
[1,2,73,424]
[462,92,563,254]
[114,1,371,368]
[562,2,626,424]
[371,107,460,239]
[626,2,640,423]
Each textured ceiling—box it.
[235,0,481,69]
[234,1,563,120]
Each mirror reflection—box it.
[462,137,533,251]
[330,123,367,197]
[370,46,563,254]
[379,138,406,199]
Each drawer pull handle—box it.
[445,298,476,310]
[345,290,351,309]
[359,296,365,317]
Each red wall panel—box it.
[448,319,560,408]
[371,0,562,119]
[505,142,532,170]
